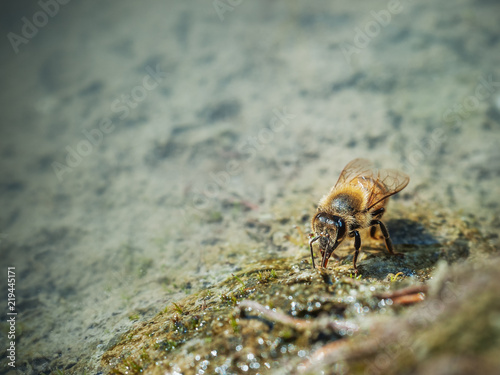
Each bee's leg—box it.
[352,230,361,273]
[371,220,404,258]
[370,208,385,239]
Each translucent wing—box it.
[334,158,410,210]
[334,158,376,188]
[365,168,410,210]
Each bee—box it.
[309,158,409,272]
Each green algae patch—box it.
[100,208,500,374]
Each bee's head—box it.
[310,212,347,268]
[311,212,346,246]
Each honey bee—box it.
[309,158,409,272]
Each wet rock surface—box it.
[96,207,499,375]
[1,1,499,374]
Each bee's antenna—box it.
[309,236,320,269]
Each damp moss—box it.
[99,207,499,374]
[128,314,140,321]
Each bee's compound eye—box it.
[318,214,335,225]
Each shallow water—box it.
[0,0,499,373]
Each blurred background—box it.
[0,0,499,373]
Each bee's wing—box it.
[334,158,409,210]
[366,168,410,210]
[334,158,376,188]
